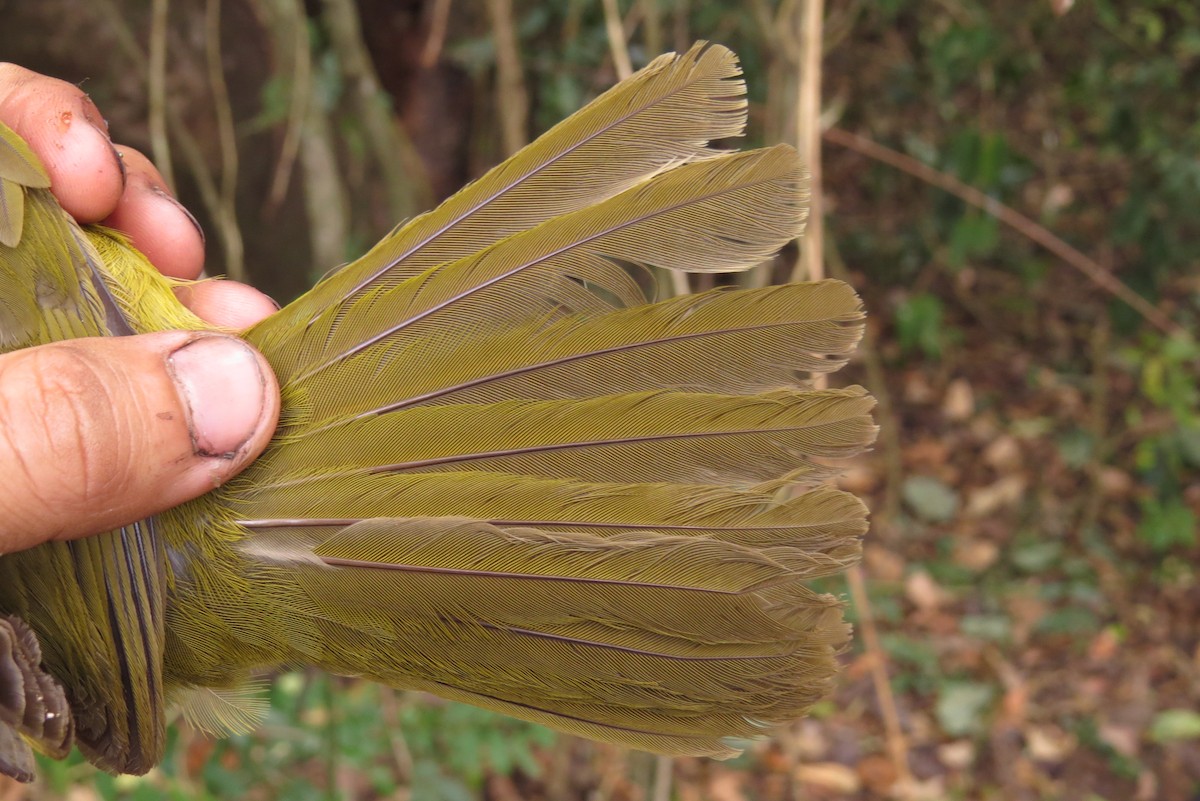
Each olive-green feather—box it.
[0,41,875,777]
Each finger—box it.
[0,63,124,223]
[102,146,205,280]
[0,332,279,553]
[173,280,280,330]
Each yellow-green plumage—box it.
[0,43,876,780]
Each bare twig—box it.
[322,0,426,221]
[602,0,687,298]
[791,5,909,791]
[793,0,824,284]
[670,0,690,52]
[639,0,663,57]
[379,689,414,791]
[148,0,174,190]
[204,0,245,281]
[96,0,247,279]
[826,235,902,527]
[828,227,908,783]
[651,754,673,801]
[848,565,913,784]
[486,0,529,156]
[741,0,798,289]
[296,75,351,271]
[421,0,453,69]
[254,0,349,272]
[602,0,634,79]
[265,0,312,212]
[824,126,1183,336]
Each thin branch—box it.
[95,0,240,279]
[670,0,690,53]
[148,0,174,190]
[602,0,634,79]
[602,0,685,298]
[486,0,529,156]
[322,0,427,221]
[601,0,688,298]
[421,0,453,69]
[785,4,910,795]
[651,754,672,801]
[254,0,349,273]
[826,234,902,527]
[824,126,1183,337]
[847,564,913,785]
[379,689,414,788]
[639,0,663,57]
[793,0,824,284]
[265,0,312,212]
[205,0,245,281]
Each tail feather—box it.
[165,42,873,759]
[244,518,851,756]
[261,42,748,317]
[276,280,864,428]
[233,474,866,552]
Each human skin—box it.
[0,64,281,554]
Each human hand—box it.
[0,65,281,554]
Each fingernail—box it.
[167,336,267,458]
[81,99,126,190]
[112,144,127,187]
[151,185,205,245]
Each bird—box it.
[0,42,875,781]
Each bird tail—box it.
[164,42,876,757]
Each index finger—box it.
[0,63,125,223]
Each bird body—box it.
[0,43,874,781]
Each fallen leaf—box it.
[906,437,951,467]
[838,461,880,494]
[1043,180,1075,208]
[953,538,1000,571]
[792,719,832,761]
[1006,594,1049,644]
[1087,627,1121,661]
[707,770,747,801]
[795,762,860,793]
[855,753,898,794]
[937,740,976,769]
[1099,466,1134,497]
[903,371,936,404]
[942,378,975,421]
[865,544,906,582]
[905,569,949,611]
[1027,725,1076,762]
[966,475,1027,517]
[983,434,1022,470]
[890,775,948,801]
[1099,723,1141,756]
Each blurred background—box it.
[1,0,1197,799]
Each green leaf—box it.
[1011,539,1063,573]
[936,681,995,737]
[895,293,949,358]
[1057,428,1095,468]
[1150,709,1200,742]
[961,614,1012,642]
[902,476,960,523]
[1137,497,1198,552]
[1034,607,1100,637]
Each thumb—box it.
[0,331,279,553]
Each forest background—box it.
[0,1,1197,799]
